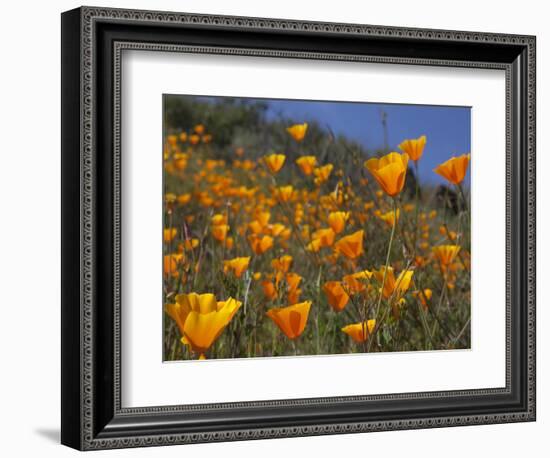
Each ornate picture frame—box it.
[61,6,536,450]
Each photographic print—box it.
[163,95,471,361]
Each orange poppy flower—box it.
[323,281,350,312]
[211,213,228,226]
[296,155,317,175]
[164,228,177,243]
[311,227,336,248]
[166,134,178,147]
[271,255,293,273]
[306,238,322,253]
[211,224,230,242]
[177,238,199,253]
[276,185,294,203]
[342,270,372,294]
[173,153,188,171]
[286,272,302,293]
[165,293,241,354]
[377,208,400,228]
[261,280,277,300]
[165,193,177,205]
[334,230,364,260]
[268,223,286,237]
[341,319,376,343]
[223,257,251,278]
[264,154,286,174]
[266,301,312,339]
[177,193,191,205]
[398,135,427,162]
[413,289,433,310]
[432,245,461,266]
[248,234,274,255]
[328,211,350,234]
[194,124,205,134]
[364,152,409,197]
[248,220,264,234]
[286,273,303,305]
[286,123,308,142]
[373,266,414,300]
[434,154,470,184]
[163,253,184,278]
[313,164,333,185]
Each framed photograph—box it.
[61,6,536,450]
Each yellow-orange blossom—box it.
[266,301,312,339]
[434,154,470,185]
[365,152,409,197]
[165,293,242,355]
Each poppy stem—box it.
[371,198,398,348]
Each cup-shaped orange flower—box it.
[266,301,312,340]
[276,185,294,203]
[248,234,274,255]
[248,220,264,234]
[211,213,228,226]
[211,224,230,242]
[335,230,364,260]
[268,223,286,237]
[364,152,409,197]
[432,244,461,266]
[286,273,303,305]
[413,288,433,310]
[328,211,350,234]
[373,266,414,300]
[377,208,400,228]
[253,210,270,226]
[306,238,322,253]
[165,293,242,354]
[341,319,376,343]
[311,227,336,248]
[398,135,427,162]
[342,270,373,294]
[163,253,184,278]
[286,272,302,294]
[286,123,308,142]
[164,228,177,243]
[177,193,191,205]
[313,164,333,185]
[261,280,277,300]
[173,153,188,171]
[271,255,293,273]
[194,124,205,135]
[434,154,470,185]
[223,256,251,278]
[323,281,350,312]
[264,154,286,174]
[179,238,199,252]
[296,155,317,175]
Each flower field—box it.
[163,97,471,361]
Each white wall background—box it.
[0,0,545,456]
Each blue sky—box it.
[264,99,471,185]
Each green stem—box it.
[371,199,398,343]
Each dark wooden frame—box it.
[61,6,536,450]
